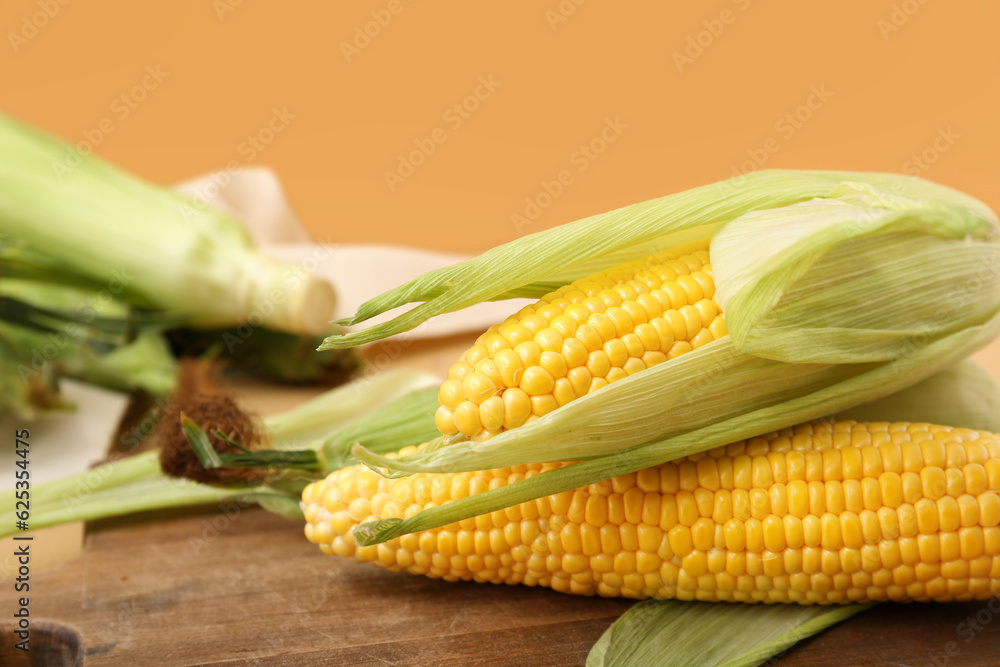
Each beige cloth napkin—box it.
[175,167,529,338]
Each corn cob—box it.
[435,239,727,440]
[303,420,1000,604]
[329,172,1000,493]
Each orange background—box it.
[3,0,1000,374]
[2,1,997,256]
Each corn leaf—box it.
[63,331,177,397]
[0,474,257,537]
[586,600,873,667]
[837,358,1000,431]
[264,368,439,447]
[322,170,993,349]
[3,371,444,536]
[713,184,1000,363]
[318,385,441,471]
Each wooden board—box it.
[14,336,1000,665]
[19,507,1000,666]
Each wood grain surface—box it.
[23,507,1000,666]
[17,337,1000,665]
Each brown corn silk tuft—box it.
[157,360,268,484]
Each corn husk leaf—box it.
[713,183,1000,363]
[836,358,1000,431]
[0,336,64,416]
[322,171,993,348]
[265,368,439,447]
[61,331,177,397]
[167,326,358,385]
[318,384,441,471]
[587,601,872,667]
[0,278,179,412]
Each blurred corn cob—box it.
[0,113,349,416]
[0,113,335,334]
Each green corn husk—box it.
[587,600,873,667]
[836,357,1000,432]
[0,276,181,415]
[318,171,1000,545]
[62,331,177,398]
[0,113,335,335]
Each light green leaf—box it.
[264,368,439,447]
[319,385,441,471]
[322,171,995,349]
[321,171,840,348]
[836,358,1000,431]
[587,600,873,667]
[712,185,1000,363]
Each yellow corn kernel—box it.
[436,240,720,440]
[305,421,1000,603]
[462,371,495,405]
[453,401,482,437]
